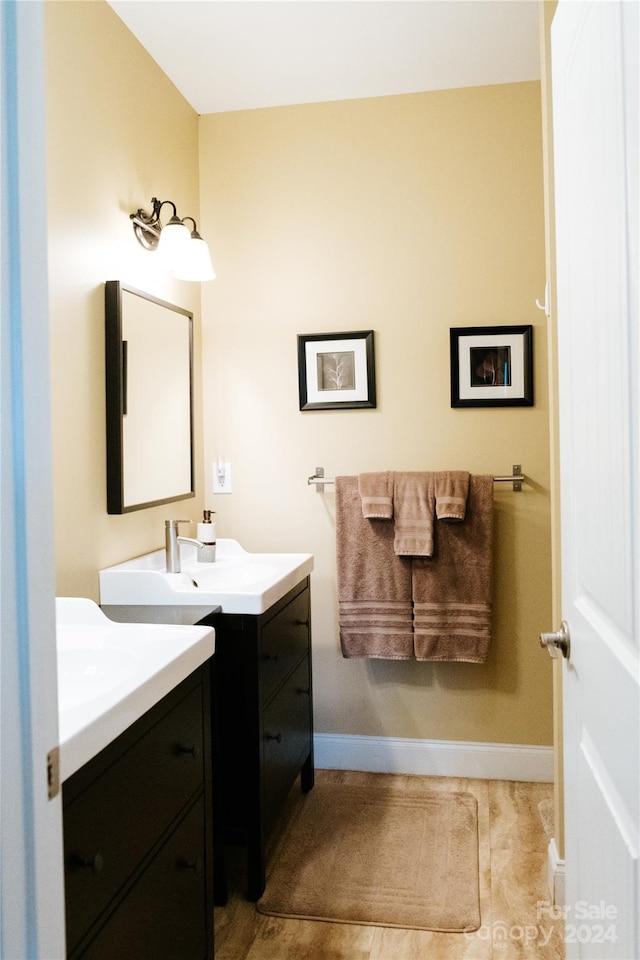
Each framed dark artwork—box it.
[450,325,533,408]
[297,330,376,410]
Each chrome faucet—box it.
[164,520,204,573]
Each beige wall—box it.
[45,1,204,599]
[44,1,554,749]
[199,83,554,745]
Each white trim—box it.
[547,838,566,906]
[314,733,554,782]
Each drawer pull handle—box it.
[263,652,279,663]
[296,686,311,696]
[176,744,200,758]
[71,852,104,875]
[179,857,202,876]
[265,732,282,744]
[295,619,310,627]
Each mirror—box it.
[105,281,195,514]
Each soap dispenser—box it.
[197,509,216,563]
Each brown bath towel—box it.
[412,475,493,662]
[435,471,469,522]
[393,472,435,557]
[336,476,414,659]
[358,471,393,519]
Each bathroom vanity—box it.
[98,540,315,904]
[207,576,314,901]
[63,666,213,959]
[56,599,216,960]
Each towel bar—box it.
[308,465,526,492]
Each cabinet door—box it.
[64,685,204,952]
[262,658,312,828]
[76,798,208,960]
[260,587,310,705]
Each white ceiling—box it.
[107,1,541,115]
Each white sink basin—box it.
[99,538,314,615]
[58,646,138,710]
[56,597,215,781]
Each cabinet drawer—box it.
[262,658,312,828]
[75,797,208,960]
[64,685,204,952]
[260,588,309,704]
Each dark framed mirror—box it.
[105,281,195,514]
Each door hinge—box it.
[47,747,60,800]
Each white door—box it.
[552,2,639,957]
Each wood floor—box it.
[213,770,565,960]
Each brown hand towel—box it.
[412,475,493,662]
[435,471,470,522]
[393,472,435,557]
[358,471,393,519]
[336,476,414,659]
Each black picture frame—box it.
[297,330,376,410]
[450,324,533,408]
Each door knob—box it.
[540,620,570,659]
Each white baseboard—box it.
[547,838,566,905]
[313,733,554,782]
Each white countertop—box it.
[99,538,314,615]
[56,598,215,782]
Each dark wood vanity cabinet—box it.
[63,664,214,960]
[210,578,314,901]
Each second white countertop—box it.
[56,598,215,782]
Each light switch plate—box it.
[213,461,232,493]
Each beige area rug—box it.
[257,781,481,932]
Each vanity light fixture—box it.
[130,197,216,282]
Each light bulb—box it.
[157,215,191,266]
[172,234,216,282]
